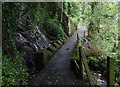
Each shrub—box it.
[2,56,28,86]
[45,19,67,39]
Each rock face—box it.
[14,3,52,73]
[16,26,50,72]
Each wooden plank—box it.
[107,56,115,87]
[81,47,94,86]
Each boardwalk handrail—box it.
[77,34,95,86]
[77,33,115,86]
[107,56,115,87]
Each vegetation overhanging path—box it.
[29,25,88,86]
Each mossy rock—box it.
[52,42,60,49]
[47,45,56,53]
[56,40,62,45]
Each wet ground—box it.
[29,25,88,86]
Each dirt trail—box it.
[29,25,88,86]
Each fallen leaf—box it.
[48,81,52,85]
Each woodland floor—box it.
[29,25,88,86]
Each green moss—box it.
[57,40,62,45]
[71,48,79,60]
[36,50,52,58]
[59,39,64,42]
[52,42,60,49]
[44,50,53,58]
[36,50,45,53]
[47,45,56,52]
[71,55,79,60]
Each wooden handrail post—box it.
[84,31,86,38]
[77,33,80,40]
[77,36,84,86]
[82,47,94,87]
[107,56,115,87]
[79,46,84,81]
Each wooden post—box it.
[82,47,94,87]
[79,46,84,81]
[107,56,115,87]
[35,50,45,71]
[61,0,63,22]
[77,33,80,41]
[77,38,84,86]
[84,31,86,38]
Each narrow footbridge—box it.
[29,24,115,86]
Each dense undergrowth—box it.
[85,2,119,84]
[2,2,67,85]
[2,3,29,86]
[45,19,68,39]
[2,56,28,86]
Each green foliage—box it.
[86,2,119,83]
[2,55,28,86]
[88,56,107,75]
[27,2,50,28]
[2,2,68,85]
[23,2,67,40]
[2,2,119,85]
[63,2,93,28]
[45,19,67,39]
[2,3,19,58]
[65,2,119,84]
[2,3,31,85]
